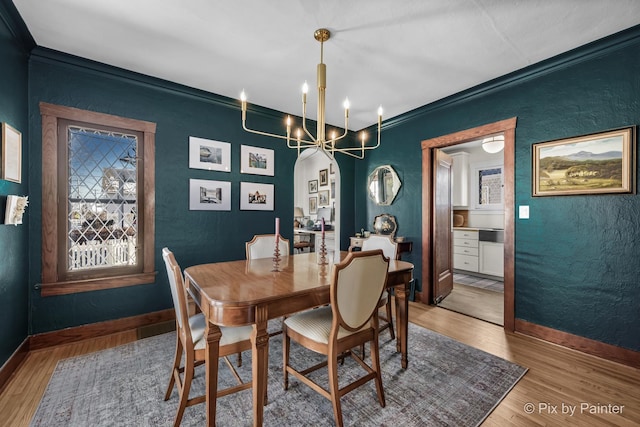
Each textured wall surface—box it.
[0,3,30,366]
[356,27,640,351]
[2,3,638,363]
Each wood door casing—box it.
[421,117,517,331]
[433,150,454,303]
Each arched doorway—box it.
[293,148,341,260]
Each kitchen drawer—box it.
[454,253,479,272]
[453,238,479,248]
[454,245,479,256]
[453,230,478,240]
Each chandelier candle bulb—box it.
[240,28,382,159]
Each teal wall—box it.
[27,48,359,334]
[1,2,638,368]
[356,26,640,352]
[0,1,31,366]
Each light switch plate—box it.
[519,205,530,219]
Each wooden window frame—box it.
[40,102,156,296]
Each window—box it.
[472,162,504,211]
[40,103,156,296]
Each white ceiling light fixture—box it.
[240,28,382,159]
[482,135,505,153]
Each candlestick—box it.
[275,217,280,242]
[321,217,325,238]
[318,230,327,265]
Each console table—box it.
[349,235,413,259]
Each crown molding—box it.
[0,0,35,52]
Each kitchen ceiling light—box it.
[240,28,382,159]
[482,135,505,153]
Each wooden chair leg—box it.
[237,351,242,367]
[165,334,183,401]
[283,326,290,390]
[174,355,194,427]
[370,335,386,408]
[328,352,344,427]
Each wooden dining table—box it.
[183,251,414,427]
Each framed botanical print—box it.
[319,168,328,186]
[318,190,330,206]
[309,196,317,214]
[308,179,318,193]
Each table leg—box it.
[395,278,409,369]
[205,322,222,426]
[252,306,269,427]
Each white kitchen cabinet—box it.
[453,229,478,272]
[450,152,469,207]
[479,241,504,277]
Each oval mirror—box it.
[368,165,401,205]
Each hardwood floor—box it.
[438,282,504,325]
[1,303,638,426]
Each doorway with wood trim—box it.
[420,118,516,331]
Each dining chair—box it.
[282,250,389,427]
[360,234,399,341]
[245,234,290,259]
[162,248,253,426]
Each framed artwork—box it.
[533,127,636,196]
[189,179,231,210]
[308,179,318,193]
[330,177,335,199]
[309,196,317,214]
[330,163,335,174]
[240,182,274,210]
[188,137,231,172]
[319,168,328,186]
[241,145,274,176]
[1,122,22,183]
[318,190,330,206]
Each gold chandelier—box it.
[240,28,382,159]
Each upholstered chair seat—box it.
[283,250,390,427]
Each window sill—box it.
[39,272,157,297]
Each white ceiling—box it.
[12,0,640,131]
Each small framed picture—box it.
[308,179,318,193]
[240,182,274,210]
[1,122,22,183]
[330,177,335,199]
[318,190,330,206]
[189,137,231,172]
[330,163,335,174]
[319,168,328,186]
[189,179,231,210]
[309,196,317,214]
[241,145,274,176]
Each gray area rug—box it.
[31,322,526,426]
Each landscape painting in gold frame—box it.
[533,127,635,196]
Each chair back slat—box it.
[331,250,389,330]
[246,234,290,259]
